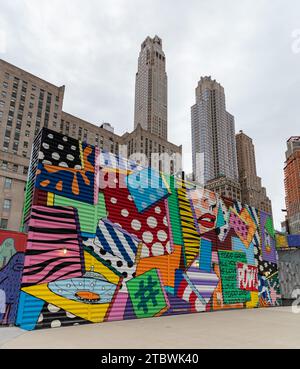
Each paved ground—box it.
[1,307,299,349]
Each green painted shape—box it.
[54,192,107,234]
[164,175,184,246]
[218,250,251,305]
[216,204,226,228]
[0,238,17,269]
[265,216,275,238]
[126,269,167,319]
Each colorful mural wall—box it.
[0,230,27,326]
[14,128,281,330]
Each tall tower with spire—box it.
[134,35,168,140]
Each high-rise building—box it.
[134,35,168,140]
[120,124,182,174]
[191,76,241,201]
[284,136,300,234]
[236,130,272,213]
[0,59,122,231]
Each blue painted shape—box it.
[287,234,300,248]
[216,204,226,228]
[232,237,255,266]
[16,292,45,331]
[126,168,170,212]
[199,238,212,272]
[48,277,117,304]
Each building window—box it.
[0,219,8,230]
[0,100,5,109]
[12,164,18,172]
[1,161,8,170]
[23,166,28,175]
[4,178,12,189]
[3,81,8,89]
[3,199,11,211]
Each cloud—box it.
[1,0,300,229]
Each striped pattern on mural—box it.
[177,182,201,267]
[95,220,139,265]
[21,206,83,287]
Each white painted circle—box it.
[152,242,164,256]
[48,304,60,313]
[155,207,161,214]
[131,219,142,231]
[121,209,129,218]
[51,320,62,328]
[157,230,168,242]
[142,231,153,244]
[147,216,157,229]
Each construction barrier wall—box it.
[7,128,282,330]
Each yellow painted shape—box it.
[47,192,54,206]
[22,284,110,323]
[246,291,259,309]
[79,140,84,169]
[84,251,120,285]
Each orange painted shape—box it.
[56,181,63,191]
[40,180,50,187]
[75,291,100,302]
[136,245,182,288]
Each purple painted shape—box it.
[107,291,128,322]
[260,211,277,263]
[0,253,25,325]
[123,293,136,320]
[162,293,191,316]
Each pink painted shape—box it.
[106,292,128,321]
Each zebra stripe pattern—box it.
[22,206,83,287]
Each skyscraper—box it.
[284,136,300,234]
[236,130,272,213]
[191,76,241,201]
[134,35,168,140]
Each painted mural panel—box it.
[0,230,27,326]
[15,128,282,330]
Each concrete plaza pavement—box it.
[1,307,299,349]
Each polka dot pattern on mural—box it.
[38,130,82,169]
[102,172,172,258]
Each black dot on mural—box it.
[105,260,112,267]
[122,272,128,278]
[215,228,221,235]
[100,249,107,256]
[117,261,123,268]
[127,261,134,268]
[224,229,228,233]
[88,246,94,252]
[132,272,136,278]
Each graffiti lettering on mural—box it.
[237,263,258,292]
[9,128,281,330]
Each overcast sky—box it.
[1,0,300,229]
